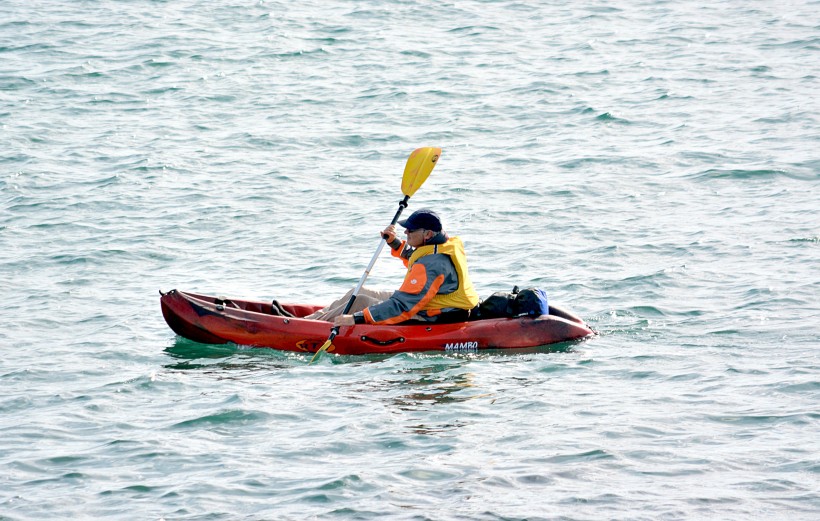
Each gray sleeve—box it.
[366,254,459,324]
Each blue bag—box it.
[512,288,549,317]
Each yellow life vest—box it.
[407,237,480,311]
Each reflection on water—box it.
[162,339,579,434]
[389,364,479,436]
[162,338,301,372]
[389,365,479,410]
[372,346,579,435]
[164,338,242,360]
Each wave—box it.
[688,168,811,181]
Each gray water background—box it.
[2,1,819,519]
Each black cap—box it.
[398,209,442,232]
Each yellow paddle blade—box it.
[309,338,333,364]
[401,147,441,197]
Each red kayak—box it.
[159,289,594,355]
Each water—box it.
[2,1,818,519]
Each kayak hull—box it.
[160,289,594,355]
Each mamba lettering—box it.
[444,341,478,351]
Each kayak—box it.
[159,289,594,355]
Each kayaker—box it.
[305,209,480,325]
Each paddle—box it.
[309,146,441,364]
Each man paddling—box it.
[306,209,480,325]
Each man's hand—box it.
[333,314,355,326]
[381,224,397,243]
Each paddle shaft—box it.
[310,147,440,364]
[324,195,410,344]
[345,196,409,312]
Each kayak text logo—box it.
[444,341,478,351]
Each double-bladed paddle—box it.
[309,147,442,364]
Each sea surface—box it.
[2,1,818,519]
